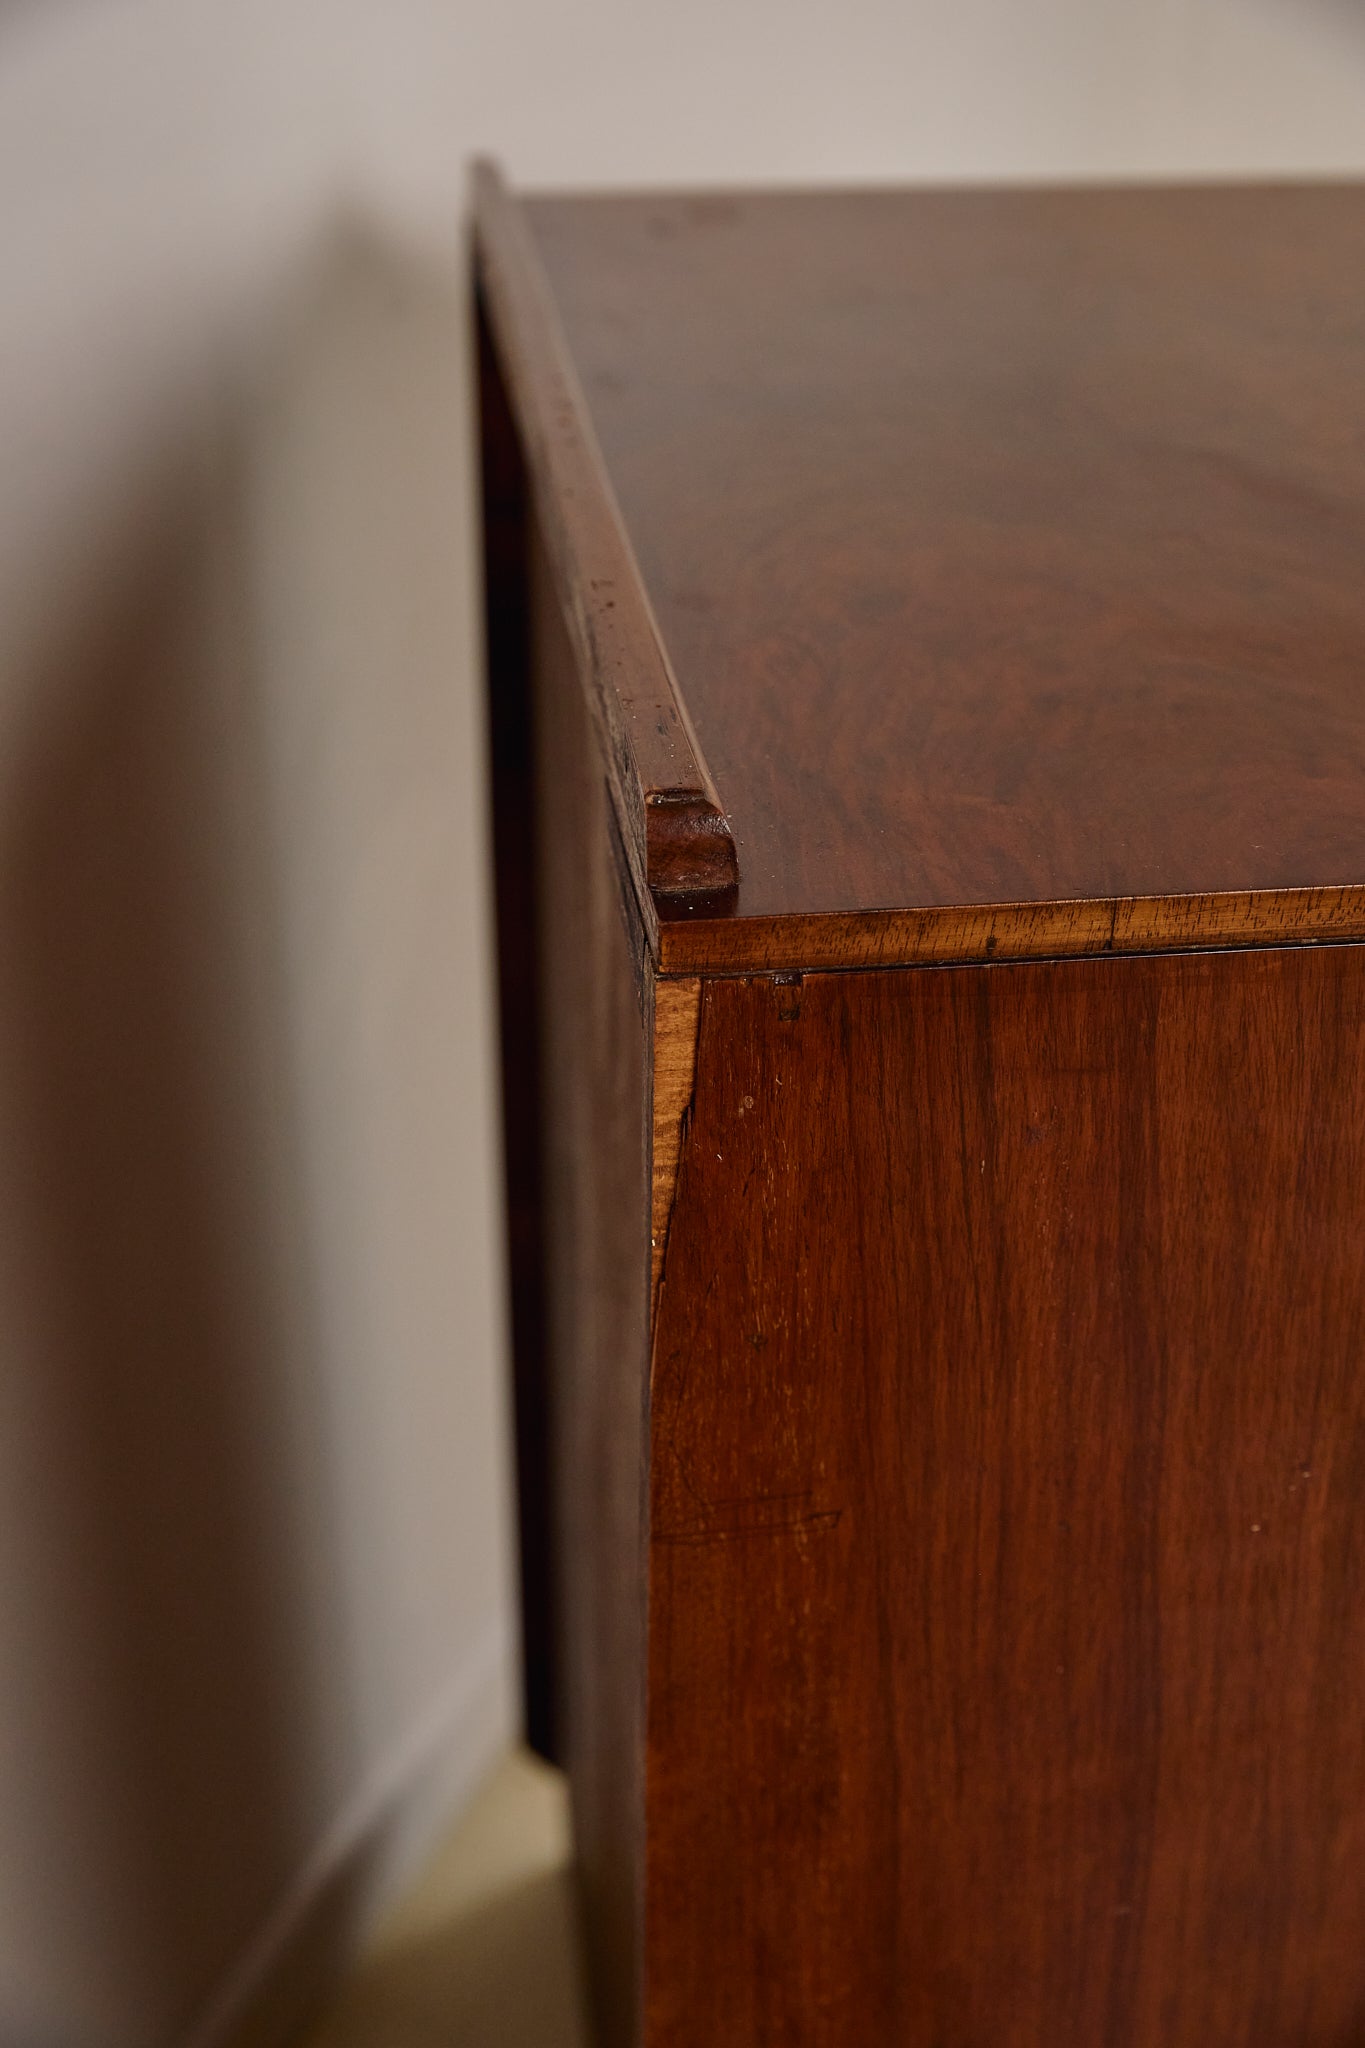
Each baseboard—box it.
[180,1619,518,2048]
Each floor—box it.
[303,1749,589,2048]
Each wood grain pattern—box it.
[655,883,1365,976]
[529,510,651,2048]
[650,977,700,1321]
[528,182,1365,942]
[479,177,1365,2048]
[473,161,737,914]
[648,945,1365,2047]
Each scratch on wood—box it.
[651,977,702,1323]
[653,1491,844,1546]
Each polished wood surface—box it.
[655,882,1365,976]
[649,944,1365,2046]
[531,510,649,2048]
[526,182,1365,942]
[482,292,650,2040]
[478,171,1365,2048]
[474,162,736,912]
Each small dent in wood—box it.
[770,968,804,1022]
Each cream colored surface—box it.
[0,220,516,2048]
[304,1751,588,2048]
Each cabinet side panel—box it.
[647,947,1365,2048]
[479,301,559,1759]
[530,512,650,2048]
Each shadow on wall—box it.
[0,432,338,2044]
[1263,0,1365,43]
[0,213,512,2048]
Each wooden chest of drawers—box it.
[476,164,1365,2047]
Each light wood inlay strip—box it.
[651,977,702,1323]
[657,886,1365,977]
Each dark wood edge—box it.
[472,158,738,925]
[478,290,559,1760]
[656,885,1365,976]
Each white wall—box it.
[0,181,518,2048]
[2,3,1364,2046]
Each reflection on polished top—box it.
[525,183,1365,935]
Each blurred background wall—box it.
[2,2,1364,2045]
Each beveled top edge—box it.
[472,159,737,925]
